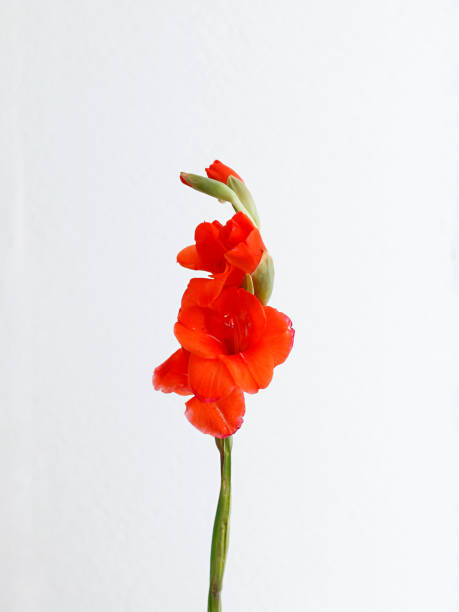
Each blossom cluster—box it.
[153,161,294,438]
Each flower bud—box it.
[206,160,243,184]
[227,176,260,228]
[180,172,256,226]
[252,252,274,305]
[180,173,236,201]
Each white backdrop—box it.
[1,1,458,611]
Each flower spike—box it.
[155,160,294,612]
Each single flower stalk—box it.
[153,160,294,610]
[208,437,232,612]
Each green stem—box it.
[208,436,232,612]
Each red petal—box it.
[188,354,235,402]
[225,266,247,288]
[225,228,265,273]
[181,272,230,308]
[177,245,203,270]
[153,349,191,396]
[262,307,295,365]
[176,301,225,358]
[205,160,244,184]
[219,354,259,393]
[213,287,267,346]
[242,343,274,389]
[185,388,245,437]
[194,221,226,273]
[221,212,254,246]
[174,322,225,358]
[177,303,207,329]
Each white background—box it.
[1,1,458,611]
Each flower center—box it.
[222,313,251,354]
[207,310,252,355]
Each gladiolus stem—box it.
[208,436,232,612]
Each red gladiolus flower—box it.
[206,160,243,184]
[154,285,294,437]
[156,161,294,611]
[177,212,266,305]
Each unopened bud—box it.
[252,252,274,305]
[180,172,256,226]
[180,173,237,202]
[227,176,260,228]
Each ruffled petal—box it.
[174,322,225,359]
[188,354,235,402]
[221,212,254,246]
[177,245,203,270]
[153,349,192,396]
[185,388,245,438]
[225,228,265,273]
[219,354,259,393]
[242,343,274,389]
[262,306,295,365]
[181,271,230,308]
[177,303,207,329]
[194,221,226,273]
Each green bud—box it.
[180,173,237,202]
[180,172,256,226]
[227,176,261,228]
[252,252,275,305]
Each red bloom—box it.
[177,212,266,305]
[206,160,243,184]
[154,285,294,437]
